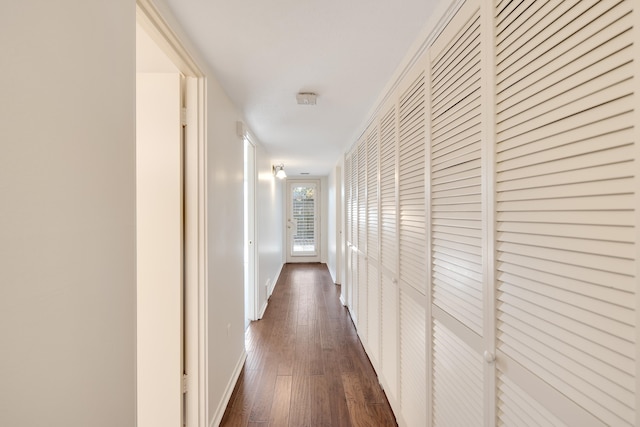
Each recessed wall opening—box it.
[243,135,257,327]
[135,1,206,425]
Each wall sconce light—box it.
[272,164,287,179]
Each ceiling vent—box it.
[296,92,317,105]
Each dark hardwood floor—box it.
[220,263,397,427]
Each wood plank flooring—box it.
[220,263,397,427]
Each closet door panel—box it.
[396,60,428,427]
[349,146,359,323]
[381,273,399,404]
[497,375,568,427]
[398,71,427,296]
[428,0,487,425]
[366,125,381,366]
[433,319,483,427]
[399,287,426,426]
[345,153,352,249]
[495,0,637,425]
[380,105,398,278]
[367,127,380,264]
[430,0,483,338]
[367,263,380,366]
[356,137,368,340]
[379,102,400,409]
[344,152,354,313]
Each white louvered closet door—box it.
[398,69,428,296]
[495,0,637,425]
[429,0,486,425]
[366,124,381,366]
[344,153,354,310]
[345,153,351,254]
[357,137,368,338]
[379,101,399,407]
[350,146,359,323]
[397,61,428,427]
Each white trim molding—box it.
[209,350,247,427]
[136,1,208,426]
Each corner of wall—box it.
[208,348,247,427]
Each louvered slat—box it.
[356,136,368,338]
[380,106,398,275]
[495,0,636,425]
[367,126,379,262]
[357,138,367,252]
[400,289,426,426]
[351,146,359,249]
[365,123,380,366]
[358,251,368,340]
[497,374,568,427]
[381,273,398,402]
[399,72,427,295]
[430,8,483,335]
[379,103,399,409]
[350,147,359,322]
[433,319,483,427]
[367,263,380,366]
[351,250,358,325]
[345,153,352,246]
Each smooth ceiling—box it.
[161,0,440,176]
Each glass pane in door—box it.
[291,184,317,255]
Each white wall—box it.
[0,2,285,426]
[0,1,136,426]
[203,101,286,422]
[204,76,247,423]
[136,1,288,423]
[256,143,284,310]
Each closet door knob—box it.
[484,351,495,364]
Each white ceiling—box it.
[161,0,441,176]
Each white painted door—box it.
[286,180,321,263]
[340,0,640,425]
[428,1,487,425]
[136,21,186,427]
[244,137,257,326]
[136,70,183,427]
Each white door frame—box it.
[286,179,321,263]
[137,2,208,426]
[243,134,258,324]
[335,165,342,285]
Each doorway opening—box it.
[136,1,207,426]
[286,180,321,263]
[136,20,183,427]
[243,135,257,328]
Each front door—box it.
[286,180,321,263]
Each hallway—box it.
[221,263,397,426]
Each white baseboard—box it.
[379,375,400,425]
[209,349,247,427]
[256,264,284,320]
[258,300,268,319]
[269,263,284,296]
[328,265,337,284]
[340,295,347,306]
